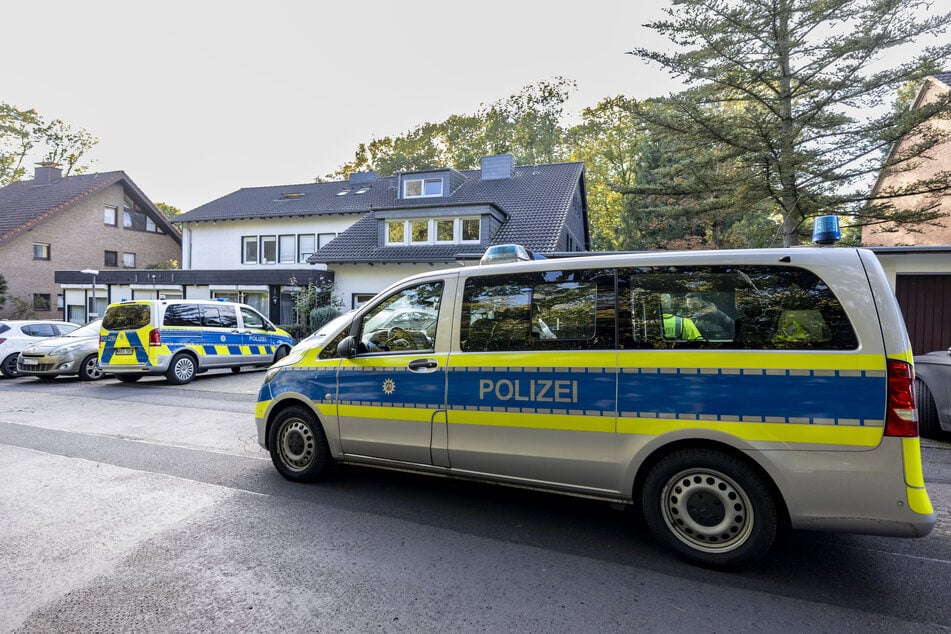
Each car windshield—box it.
[297,311,354,347]
[66,320,103,338]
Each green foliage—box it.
[154,202,183,219]
[0,103,40,185]
[626,0,951,247]
[309,305,341,333]
[7,296,36,319]
[145,259,179,269]
[330,78,577,179]
[567,96,646,250]
[36,119,98,176]
[0,103,97,185]
[289,278,342,329]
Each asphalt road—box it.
[1,369,950,633]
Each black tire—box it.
[231,366,242,374]
[165,353,197,385]
[268,405,332,482]
[1,353,21,378]
[273,345,289,364]
[78,354,105,381]
[642,448,777,568]
[916,379,943,439]
[115,374,143,383]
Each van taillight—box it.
[884,359,918,438]
[149,329,161,347]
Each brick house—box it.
[0,164,181,321]
[861,72,951,353]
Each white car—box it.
[0,320,81,378]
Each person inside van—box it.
[660,293,703,341]
[685,292,735,341]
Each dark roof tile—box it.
[0,170,180,244]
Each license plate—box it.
[115,348,134,355]
[21,358,38,366]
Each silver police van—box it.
[255,247,935,567]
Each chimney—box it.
[34,162,63,185]
[349,170,379,184]
[481,154,515,181]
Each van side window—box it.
[201,304,237,328]
[618,265,858,350]
[358,281,443,353]
[240,307,266,329]
[461,269,615,352]
[163,304,202,327]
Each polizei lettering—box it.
[478,378,579,403]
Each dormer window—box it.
[385,217,481,245]
[404,177,443,198]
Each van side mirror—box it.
[337,336,357,358]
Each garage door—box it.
[895,275,951,354]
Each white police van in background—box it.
[254,244,935,568]
[100,299,294,384]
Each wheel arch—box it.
[263,394,340,455]
[631,437,791,530]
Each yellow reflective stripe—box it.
[902,437,926,487]
[254,400,270,419]
[890,348,915,365]
[618,351,884,372]
[907,487,934,515]
[618,418,884,446]
[450,410,615,433]
[339,404,438,423]
[450,351,616,368]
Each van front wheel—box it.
[642,448,777,569]
[166,353,197,385]
[269,405,332,482]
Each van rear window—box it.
[102,305,151,331]
[619,265,858,350]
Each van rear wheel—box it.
[642,448,777,568]
[166,353,197,385]
[269,405,332,482]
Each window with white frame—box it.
[123,252,136,268]
[261,236,277,264]
[318,233,336,248]
[461,217,481,241]
[403,177,443,198]
[411,220,428,243]
[104,206,117,226]
[298,234,315,262]
[385,217,481,245]
[242,236,258,264]
[279,235,296,264]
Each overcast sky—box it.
[5,0,949,212]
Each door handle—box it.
[408,358,438,371]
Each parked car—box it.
[17,320,104,381]
[0,320,81,378]
[914,350,951,439]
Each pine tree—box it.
[625,0,951,246]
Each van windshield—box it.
[102,305,151,331]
